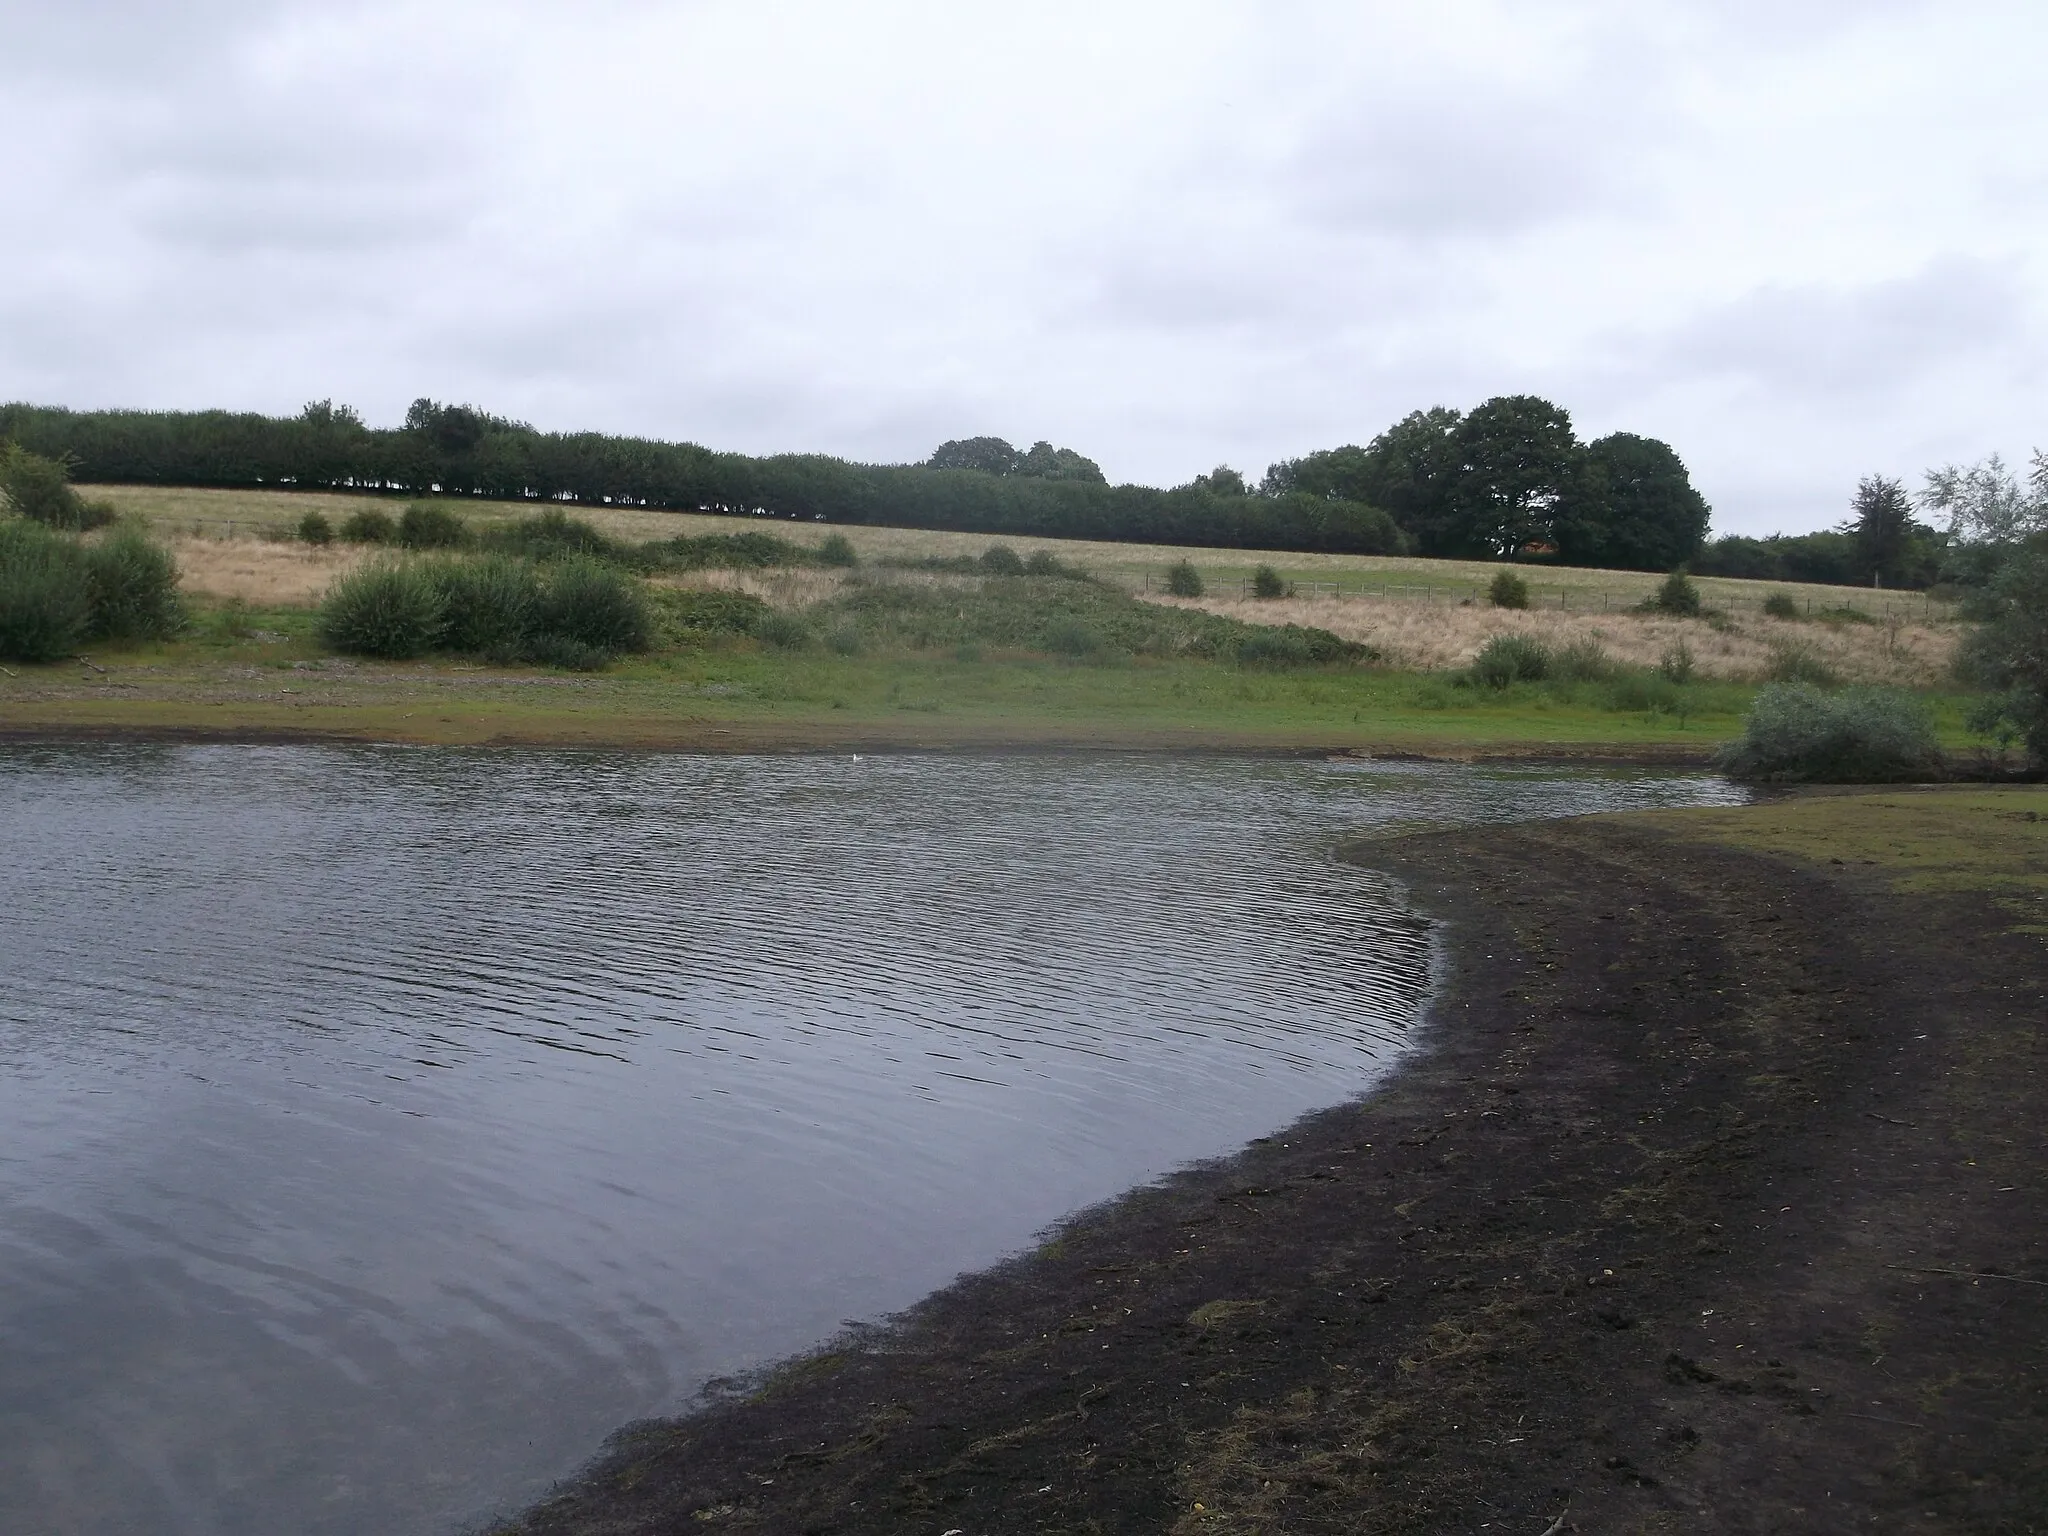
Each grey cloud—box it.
[1644,259,2025,395]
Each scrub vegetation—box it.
[1,464,2029,767]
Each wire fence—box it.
[1134,572,1943,624]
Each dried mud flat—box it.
[497,805,2046,1535]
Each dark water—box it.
[0,746,1744,1534]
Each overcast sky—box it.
[2,1,2042,533]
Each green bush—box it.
[341,508,397,544]
[1956,547,2048,765]
[1043,619,1105,658]
[1816,605,1877,626]
[398,503,468,549]
[1233,625,1364,666]
[1487,569,1529,609]
[1715,683,1944,782]
[534,557,651,655]
[318,559,446,657]
[483,510,622,563]
[1025,549,1088,579]
[659,588,768,636]
[0,445,111,529]
[1765,640,1839,688]
[428,555,539,655]
[0,520,91,661]
[755,610,813,649]
[660,531,803,571]
[1605,670,1682,714]
[824,623,865,656]
[814,532,860,568]
[1470,634,1551,688]
[1762,591,1799,620]
[298,512,334,546]
[1251,564,1287,599]
[1550,636,1614,682]
[1164,559,1203,597]
[1645,569,1701,616]
[980,544,1025,576]
[1657,638,1697,684]
[81,525,182,641]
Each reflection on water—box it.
[0,746,1742,1534]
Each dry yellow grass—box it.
[1146,591,1958,685]
[168,535,370,605]
[84,480,1948,625]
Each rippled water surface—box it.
[0,746,1743,1533]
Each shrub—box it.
[1233,625,1368,666]
[1645,569,1701,616]
[659,588,768,636]
[341,508,397,544]
[1164,559,1204,597]
[824,624,865,656]
[428,555,539,655]
[1025,549,1087,579]
[81,524,182,641]
[1043,619,1105,657]
[0,519,91,661]
[398,502,468,549]
[661,531,802,571]
[534,557,650,654]
[980,544,1025,576]
[485,511,621,563]
[1488,569,1529,609]
[1816,605,1877,626]
[1765,640,1839,688]
[1605,670,1682,714]
[0,445,108,529]
[1657,638,1697,684]
[755,610,813,649]
[1762,591,1799,620]
[1470,634,1551,689]
[1716,683,1944,782]
[814,532,860,568]
[1251,564,1287,599]
[318,559,446,657]
[1956,546,2048,765]
[1550,637,1615,682]
[298,512,334,546]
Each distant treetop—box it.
[927,436,1106,484]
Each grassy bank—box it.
[497,788,2048,1535]
[0,490,1984,755]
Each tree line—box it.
[0,402,1404,556]
[0,394,1730,568]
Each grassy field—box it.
[88,482,1950,622]
[0,484,1981,755]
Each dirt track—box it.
[496,809,2047,1535]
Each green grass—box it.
[1637,787,2048,932]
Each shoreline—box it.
[0,716,1722,765]
[493,792,2047,1534]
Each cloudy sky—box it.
[2,1,2042,533]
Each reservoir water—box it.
[0,745,1743,1533]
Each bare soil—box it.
[497,808,2045,1533]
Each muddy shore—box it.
[496,804,2046,1535]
